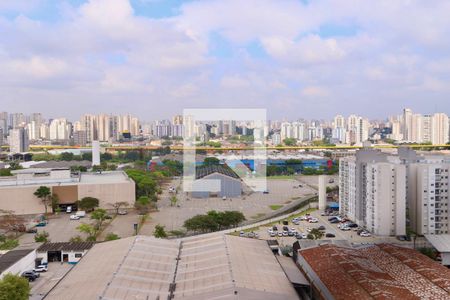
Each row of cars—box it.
[292,215,319,224]
[21,265,48,282]
[69,210,128,220]
[328,216,372,237]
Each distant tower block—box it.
[92,141,100,166]
[318,175,327,210]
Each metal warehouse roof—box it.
[425,234,450,252]
[195,165,240,179]
[45,234,299,300]
[0,249,34,274]
[37,242,95,252]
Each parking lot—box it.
[98,211,140,240]
[247,209,406,245]
[140,178,316,234]
[18,214,86,247]
[29,262,73,300]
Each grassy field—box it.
[267,175,296,180]
[269,204,284,210]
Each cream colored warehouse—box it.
[0,169,135,215]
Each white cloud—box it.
[220,75,250,89]
[301,86,329,97]
[1,0,450,119]
[262,35,346,65]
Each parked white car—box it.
[360,231,372,237]
[308,218,319,223]
[70,214,80,220]
[75,210,86,218]
[33,265,48,272]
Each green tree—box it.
[34,231,49,243]
[170,195,178,207]
[77,197,99,212]
[50,194,59,213]
[60,152,75,161]
[105,233,120,241]
[309,228,324,240]
[90,209,109,230]
[0,274,30,300]
[110,201,129,215]
[69,235,84,242]
[153,224,168,238]
[135,196,150,214]
[184,214,218,233]
[81,152,92,161]
[101,153,113,161]
[8,161,22,170]
[0,169,12,177]
[33,186,51,214]
[283,138,297,146]
[76,223,97,241]
[203,157,220,165]
[137,177,157,198]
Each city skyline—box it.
[1,0,450,119]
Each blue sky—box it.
[0,0,449,121]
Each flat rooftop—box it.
[79,171,132,184]
[0,249,34,274]
[298,243,450,300]
[46,234,299,300]
[0,170,132,187]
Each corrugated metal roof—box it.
[425,234,450,252]
[195,165,240,179]
[45,234,299,300]
[276,256,310,286]
[37,242,95,252]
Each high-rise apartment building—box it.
[402,108,413,141]
[410,162,450,235]
[9,128,29,153]
[97,114,111,142]
[49,118,71,141]
[340,145,450,236]
[73,131,87,146]
[280,122,292,141]
[339,145,406,235]
[172,115,183,125]
[0,112,8,136]
[81,114,97,142]
[395,109,449,145]
[431,113,449,145]
[9,113,25,129]
[364,162,406,236]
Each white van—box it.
[66,206,72,213]
[75,210,86,218]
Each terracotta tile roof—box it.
[299,244,450,300]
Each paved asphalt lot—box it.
[19,214,87,247]
[140,178,316,234]
[29,262,73,300]
[247,209,415,246]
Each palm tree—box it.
[33,186,51,214]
